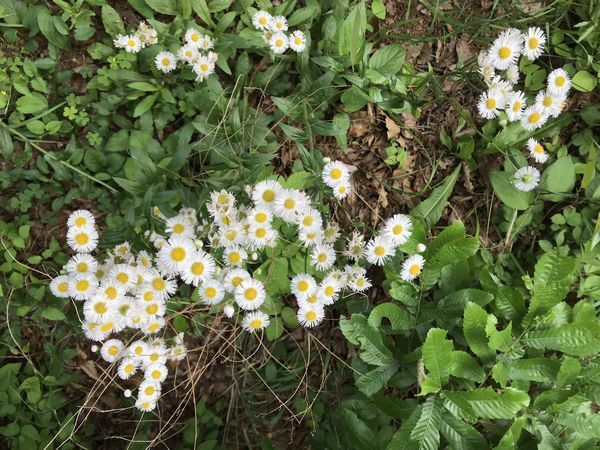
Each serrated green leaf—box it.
[450,351,485,383]
[356,363,399,396]
[411,165,461,228]
[494,416,527,450]
[410,395,441,450]
[444,388,529,420]
[440,412,489,450]
[421,329,453,395]
[463,302,495,365]
[368,303,413,332]
[523,322,600,357]
[556,357,581,387]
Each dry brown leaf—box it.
[385,115,401,140]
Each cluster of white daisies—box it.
[251,10,306,54]
[49,211,187,412]
[113,22,218,81]
[476,27,572,193]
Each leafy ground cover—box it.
[1,0,599,449]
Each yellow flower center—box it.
[513,101,521,112]
[528,37,539,49]
[534,144,544,154]
[306,311,317,321]
[306,294,318,304]
[294,37,302,45]
[58,282,68,293]
[543,96,553,107]
[75,217,87,227]
[232,276,243,287]
[150,353,159,362]
[144,291,154,301]
[134,346,143,355]
[191,33,199,42]
[76,280,89,292]
[259,17,267,25]
[127,39,136,48]
[303,216,314,227]
[171,247,186,262]
[330,168,342,180]
[244,288,257,300]
[151,370,161,379]
[173,223,185,234]
[317,253,327,263]
[298,280,309,292]
[145,386,155,396]
[262,190,275,202]
[105,286,117,300]
[100,322,114,332]
[529,112,541,124]
[147,304,158,315]
[555,76,566,87]
[255,228,266,238]
[392,225,403,235]
[338,186,347,194]
[486,98,496,109]
[148,323,160,332]
[191,262,205,276]
[108,346,119,356]
[229,253,241,264]
[94,302,107,314]
[200,63,209,72]
[161,57,170,67]
[324,286,334,296]
[116,272,129,284]
[283,198,295,210]
[152,278,165,291]
[374,246,385,257]
[205,287,217,298]
[356,278,365,287]
[275,39,284,47]
[125,364,134,374]
[409,264,421,276]
[75,233,89,245]
[250,319,263,330]
[498,46,511,60]
[140,402,150,410]
[255,212,267,223]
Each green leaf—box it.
[101,4,125,37]
[444,388,530,420]
[556,357,581,387]
[16,93,48,114]
[494,416,527,450]
[341,86,370,112]
[387,406,422,450]
[523,322,600,357]
[266,316,284,341]
[133,93,158,117]
[421,329,453,395]
[571,70,598,92]
[338,1,367,65]
[540,156,576,201]
[500,358,560,383]
[369,45,405,76]
[41,307,65,321]
[410,395,441,450]
[145,0,181,15]
[484,315,512,352]
[450,351,485,383]
[19,376,41,404]
[368,303,413,332]
[356,363,399,396]
[440,412,489,450]
[411,165,461,228]
[463,302,495,365]
[339,407,378,450]
[489,171,533,210]
[372,0,386,19]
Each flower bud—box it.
[417,243,427,253]
[224,304,235,318]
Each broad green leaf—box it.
[341,86,370,112]
[523,322,600,357]
[438,289,494,319]
[133,93,158,117]
[450,351,485,383]
[101,4,125,36]
[356,363,399,396]
[489,171,533,210]
[368,303,413,332]
[341,315,394,366]
[501,358,560,383]
[494,416,527,450]
[485,315,512,352]
[372,0,386,18]
[338,1,367,65]
[339,407,378,450]
[373,396,418,420]
[368,45,406,76]
[540,156,576,201]
[41,307,65,321]
[556,357,581,387]
[420,329,453,395]
[444,388,530,419]
[16,93,48,114]
[463,302,495,365]
[533,251,576,286]
[410,395,441,450]
[571,70,598,92]
[387,406,422,450]
[440,412,489,450]
[411,165,461,228]
[145,0,181,15]
[554,412,600,439]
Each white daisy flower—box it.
[138,380,161,402]
[218,223,245,248]
[487,76,513,98]
[135,397,157,413]
[50,275,70,298]
[123,35,142,53]
[489,32,522,70]
[199,279,226,305]
[504,90,526,122]
[155,51,177,73]
[247,224,278,249]
[477,51,495,82]
[165,215,194,238]
[143,269,177,300]
[269,32,289,54]
[290,273,317,300]
[513,166,540,192]
[252,10,272,30]
[68,273,98,300]
[169,344,187,361]
[209,190,236,214]
[318,275,341,305]
[289,30,306,52]
[83,296,114,323]
[298,228,323,248]
[185,28,203,47]
[109,264,136,289]
[177,44,199,64]
[67,210,95,229]
[180,251,216,286]
[297,291,324,309]
[262,30,274,45]
[96,319,124,339]
[100,339,124,363]
[333,181,351,200]
[200,35,214,51]
[383,214,413,246]
[322,161,350,187]
[144,362,168,383]
[504,65,520,85]
[322,223,340,244]
[296,208,323,232]
[223,246,248,267]
[157,236,195,274]
[268,15,288,32]
[311,244,336,271]
[82,321,104,341]
[348,267,372,292]
[242,311,270,332]
[142,298,166,318]
[97,279,125,302]
[66,253,97,276]
[234,278,266,310]
[274,189,307,222]
[66,226,98,253]
[192,55,215,82]
[547,68,571,96]
[143,345,168,366]
[477,88,505,119]
[223,268,251,293]
[401,254,425,281]
[128,340,149,360]
[252,180,282,207]
[113,34,128,49]
[117,357,139,380]
[535,90,563,117]
[520,105,548,131]
[141,317,166,335]
[223,304,235,318]
[297,305,325,328]
[365,236,395,266]
[522,27,546,60]
[247,207,273,227]
[344,231,365,261]
[526,138,549,164]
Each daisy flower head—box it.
[268,15,288,32]
[274,189,307,223]
[535,89,563,117]
[311,244,336,271]
[97,279,126,302]
[383,214,413,246]
[169,343,187,361]
[185,28,203,47]
[67,210,95,229]
[209,190,236,216]
[488,76,513,98]
[298,228,323,248]
[50,275,70,298]
[290,273,317,300]
[223,246,247,267]
[69,273,98,301]
[333,181,351,200]
[477,88,505,120]
[143,269,177,300]
[489,30,522,70]
[347,267,372,292]
[289,30,306,52]
[365,236,395,266]
[252,179,282,208]
[117,357,139,380]
[157,236,195,274]
[138,379,161,402]
[129,340,149,361]
[200,35,214,51]
[247,207,273,229]
[297,208,323,232]
[113,34,128,49]
[155,51,177,73]
[344,231,365,261]
[504,90,526,122]
[513,166,540,192]
[142,298,166,319]
[297,305,325,328]
[177,44,199,64]
[269,32,289,54]
[242,311,270,333]
[504,65,520,85]
[141,316,166,335]
[252,10,272,30]
[123,35,142,53]
[82,321,104,341]
[223,268,251,293]
[319,275,341,305]
[234,278,266,310]
[137,251,153,269]
[401,254,425,282]
[83,295,114,323]
[477,51,495,82]
[218,223,245,248]
[180,251,216,286]
[192,55,215,82]
[322,161,350,187]
[145,362,168,383]
[520,104,547,131]
[323,223,340,244]
[66,253,97,276]
[66,226,99,253]
[135,397,157,413]
[547,68,571,96]
[100,339,125,363]
[522,27,546,61]
[109,264,137,289]
[526,138,549,164]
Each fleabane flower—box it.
[84,296,114,323]
[289,30,306,52]
[274,189,307,222]
[526,138,548,164]
[192,55,215,82]
[401,255,425,282]
[66,253,98,276]
[117,357,139,380]
[522,27,546,60]
[68,209,95,229]
[513,166,540,192]
[318,275,341,305]
[157,237,195,274]
[223,246,248,267]
[297,305,325,328]
[101,339,125,363]
[223,268,251,293]
[252,10,272,30]
[290,273,317,300]
[520,105,547,131]
[311,244,336,271]
[346,266,372,292]
[177,44,199,64]
[145,363,168,383]
[138,380,161,402]
[242,311,270,332]
[123,35,142,53]
[155,51,177,73]
[322,161,350,187]
[296,208,323,232]
[365,236,395,266]
[234,278,266,310]
[535,89,564,118]
[252,179,282,207]
[383,214,413,246]
[477,88,505,119]
[489,30,522,70]
[68,273,98,300]
[547,68,571,96]
[50,275,70,298]
[180,251,216,286]
[344,231,365,261]
[185,28,203,47]
[67,226,99,253]
[199,279,226,305]
[504,90,526,121]
[269,32,289,54]
[268,15,288,32]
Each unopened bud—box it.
[124,389,132,398]
[224,304,235,318]
[417,243,427,253]
[251,252,258,260]
[323,157,331,164]
[91,345,98,353]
